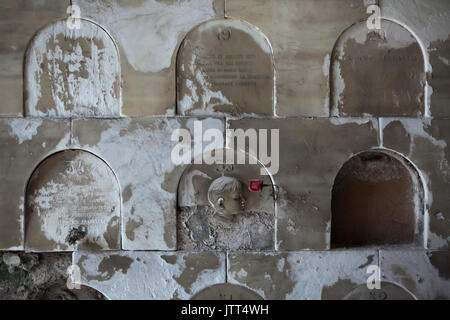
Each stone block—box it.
[227,251,379,300]
[72,117,224,250]
[177,18,274,116]
[0,118,71,250]
[73,251,226,299]
[24,19,121,117]
[226,0,375,116]
[381,0,450,117]
[0,0,68,116]
[228,118,379,250]
[382,118,450,249]
[380,249,450,299]
[73,0,225,116]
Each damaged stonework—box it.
[0,0,68,117]
[381,118,450,249]
[228,118,379,250]
[225,0,376,117]
[380,250,450,299]
[177,19,274,116]
[177,158,275,250]
[227,250,379,300]
[25,19,121,117]
[331,149,424,248]
[71,117,224,250]
[73,251,226,300]
[73,0,224,116]
[331,19,425,117]
[0,118,71,250]
[26,150,121,252]
[343,282,416,300]
[191,283,263,300]
[381,0,450,117]
[0,252,105,300]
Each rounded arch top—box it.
[330,18,426,117]
[191,283,264,300]
[176,18,275,117]
[330,148,425,248]
[25,149,121,252]
[24,18,122,118]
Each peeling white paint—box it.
[381,0,450,47]
[8,119,43,144]
[178,169,212,207]
[381,250,450,299]
[73,251,226,300]
[74,0,218,73]
[73,118,223,250]
[26,150,121,251]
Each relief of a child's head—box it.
[207,176,246,220]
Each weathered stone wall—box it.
[0,0,449,300]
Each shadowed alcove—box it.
[331,150,424,248]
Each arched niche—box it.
[177,148,275,251]
[176,18,274,116]
[33,280,107,300]
[191,283,263,300]
[24,19,121,118]
[25,149,121,251]
[330,19,426,117]
[343,282,416,300]
[331,150,424,248]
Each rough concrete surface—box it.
[0,0,449,301]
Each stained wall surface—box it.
[0,0,449,301]
[177,19,274,116]
[26,150,121,251]
[25,19,122,117]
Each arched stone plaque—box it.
[343,282,416,300]
[331,19,425,117]
[331,150,423,248]
[177,149,275,251]
[26,150,121,251]
[25,19,121,117]
[177,19,274,116]
[192,284,263,300]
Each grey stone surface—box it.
[381,0,450,117]
[228,118,379,250]
[331,150,424,248]
[72,117,224,250]
[73,251,226,299]
[0,252,106,300]
[73,0,225,116]
[226,0,376,117]
[0,0,68,116]
[191,283,263,300]
[380,250,450,299]
[177,18,274,116]
[0,118,71,250]
[227,250,379,300]
[343,282,416,300]
[24,19,122,117]
[331,19,425,117]
[381,118,450,249]
[26,150,121,252]
[177,160,275,250]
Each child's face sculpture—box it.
[208,176,246,220]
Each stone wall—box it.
[0,0,449,300]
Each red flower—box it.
[248,179,262,192]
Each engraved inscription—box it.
[331,19,425,116]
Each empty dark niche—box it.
[331,150,419,248]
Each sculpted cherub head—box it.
[207,176,246,221]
